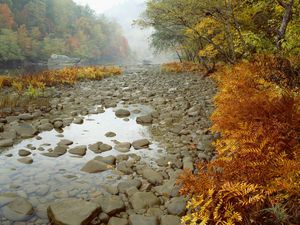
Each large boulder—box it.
[47,198,101,225]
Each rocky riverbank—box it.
[0,65,217,225]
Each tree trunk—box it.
[276,0,294,50]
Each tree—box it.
[0,29,23,61]
[0,3,14,28]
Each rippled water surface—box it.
[0,104,164,224]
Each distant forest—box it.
[0,0,130,64]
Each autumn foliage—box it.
[0,66,122,90]
[162,62,206,74]
[179,56,300,225]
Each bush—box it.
[179,55,300,225]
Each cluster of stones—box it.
[0,65,217,224]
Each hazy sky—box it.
[73,0,144,14]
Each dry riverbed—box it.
[0,65,216,225]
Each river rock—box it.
[18,113,33,121]
[105,132,116,137]
[115,142,131,152]
[2,197,33,221]
[99,143,112,152]
[160,215,181,225]
[18,149,31,157]
[58,139,73,146]
[17,157,33,164]
[38,123,53,131]
[117,179,142,193]
[15,124,37,138]
[165,197,186,216]
[0,138,13,147]
[108,217,128,225]
[0,193,18,207]
[42,145,67,158]
[129,192,160,211]
[132,139,150,150]
[94,155,116,165]
[69,145,87,156]
[141,167,163,185]
[136,115,153,124]
[88,142,102,153]
[95,195,125,215]
[129,214,158,225]
[47,198,101,225]
[115,109,130,118]
[81,160,111,173]
[74,117,84,124]
[53,121,63,129]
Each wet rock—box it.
[17,157,33,164]
[183,157,194,171]
[89,142,102,153]
[117,161,133,174]
[104,185,119,195]
[165,197,186,216]
[115,109,130,118]
[132,139,150,150]
[117,179,142,193]
[41,145,68,158]
[99,143,112,152]
[53,121,63,129]
[0,124,3,132]
[2,197,33,221]
[98,212,109,223]
[94,155,116,165]
[129,192,160,211]
[47,198,101,225]
[18,149,31,157]
[0,138,13,147]
[81,160,111,173]
[129,214,158,225]
[69,145,87,156]
[16,124,36,138]
[105,132,116,137]
[141,167,163,185]
[153,179,179,197]
[74,117,84,124]
[96,195,125,215]
[38,123,53,131]
[58,139,73,146]
[160,215,181,225]
[136,115,153,124]
[0,193,18,208]
[115,142,131,152]
[108,217,128,225]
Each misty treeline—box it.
[137,0,300,71]
[0,0,130,64]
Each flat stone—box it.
[115,109,130,118]
[99,143,112,152]
[115,142,131,152]
[105,132,116,137]
[17,157,33,164]
[160,215,181,225]
[141,167,163,185]
[58,139,73,146]
[41,145,68,158]
[2,197,33,221]
[0,193,18,208]
[81,160,111,173]
[18,113,33,121]
[96,195,125,215]
[18,149,31,157]
[38,123,53,131]
[129,215,158,225]
[47,198,101,225]
[130,192,160,211]
[94,155,116,165]
[108,217,128,225]
[132,139,150,150]
[0,138,13,147]
[117,179,142,193]
[88,142,102,153]
[69,145,87,156]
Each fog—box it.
[74,0,176,63]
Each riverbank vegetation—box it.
[0,66,122,113]
[140,0,300,224]
[0,0,130,64]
